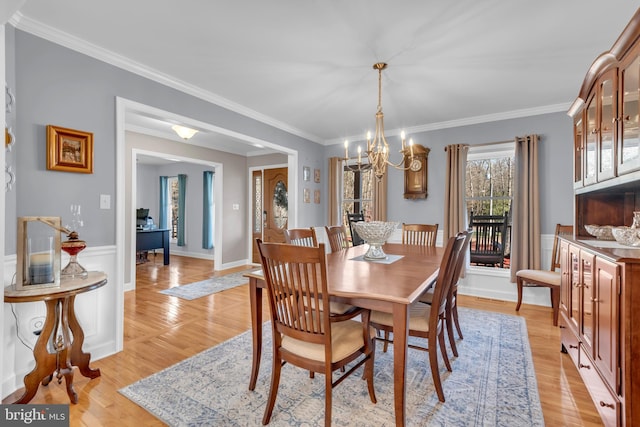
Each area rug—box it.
[119,308,543,426]
[159,269,260,300]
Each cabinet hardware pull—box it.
[579,363,591,369]
[590,298,599,302]
[569,344,578,349]
[599,401,615,409]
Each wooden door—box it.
[252,167,288,263]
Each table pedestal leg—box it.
[67,295,100,379]
[12,299,79,404]
[248,279,263,391]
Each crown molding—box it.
[11,13,323,144]
[325,102,572,146]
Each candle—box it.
[401,131,406,150]
[409,139,414,158]
[29,252,53,284]
[357,146,362,164]
[344,140,349,159]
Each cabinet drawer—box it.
[578,345,620,427]
[560,320,580,366]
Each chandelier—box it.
[344,62,415,180]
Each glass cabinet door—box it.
[598,71,616,181]
[574,114,583,187]
[580,253,595,354]
[620,51,640,173]
[584,94,598,185]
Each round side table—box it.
[4,271,107,404]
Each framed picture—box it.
[314,190,321,204]
[303,166,311,181]
[46,125,94,173]
[314,168,321,183]
[303,188,310,203]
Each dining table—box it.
[245,242,445,427]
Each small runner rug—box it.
[120,307,543,426]
[159,269,259,300]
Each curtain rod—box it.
[444,138,524,151]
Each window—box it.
[342,162,373,239]
[167,176,179,242]
[465,143,514,268]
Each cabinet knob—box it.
[590,298,599,303]
[599,401,615,410]
[579,363,591,370]
[569,344,578,349]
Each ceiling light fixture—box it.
[344,62,414,180]
[171,124,199,140]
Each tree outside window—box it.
[342,163,373,240]
[465,145,514,268]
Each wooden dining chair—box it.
[515,224,574,326]
[257,240,377,426]
[402,223,438,246]
[419,230,473,358]
[285,228,355,320]
[325,225,349,252]
[346,212,365,246]
[284,228,318,247]
[369,231,468,403]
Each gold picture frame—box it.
[46,125,94,173]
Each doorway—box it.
[251,167,288,263]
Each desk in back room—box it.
[136,229,170,265]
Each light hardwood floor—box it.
[3,255,603,426]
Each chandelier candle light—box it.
[344,62,415,180]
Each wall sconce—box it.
[16,217,62,290]
[171,124,199,140]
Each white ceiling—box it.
[11,1,640,155]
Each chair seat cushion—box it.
[418,289,434,304]
[305,299,355,315]
[282,319,375,363]
[516,269,561,287]
[370,303,431,333]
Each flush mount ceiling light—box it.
[344,62,415,180]
[171,124,199,140]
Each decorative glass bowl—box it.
[612,226,640,247]
[354,221,399,260]
[584,224,615,241]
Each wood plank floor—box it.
[3,255,603,426]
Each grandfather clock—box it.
[403,144,429,199]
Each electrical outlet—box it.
[29,316,45,335]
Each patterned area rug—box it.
[159,269,260,300]
[119,308,543,426]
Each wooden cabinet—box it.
[569,10,640,239]
[566,11,640,426]
[559,239,638,427]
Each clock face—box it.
[410,158,422,172]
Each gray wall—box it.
[325,112,574,234]
[6,26,573,258]
[6,28,324,261]
[136,161,216,258]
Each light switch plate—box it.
[100,194,111,210]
